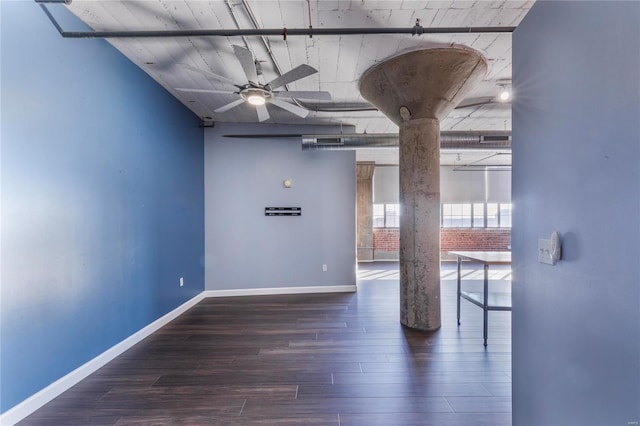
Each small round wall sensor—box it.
[399,106,412,121]
[283,179,292,188]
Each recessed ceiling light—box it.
[499,89,511,101]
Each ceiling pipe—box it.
[224,1,253,57]
[55,27,516,39]
[38,6,515,39]
[237,0,291,93]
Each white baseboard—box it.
[0,284,356,425]
[0,292,206,426]
[203,285,357,298]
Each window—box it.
[473,203,485,228]
[499,203,512,228]
[385,204,400,227]
[441,202,512,228]
[373,203,400,228]
[487,203,499,228]
[375,202,511,229]
[442,204,453,227]
[373,204,385,228]
[442,203,471,227]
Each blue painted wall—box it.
[204,123,356,291]
[1,2,204,412]
[512,2,640,424]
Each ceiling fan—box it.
[175,45,331,122]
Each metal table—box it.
[450,251,512,346]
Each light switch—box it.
[538,239,553,265]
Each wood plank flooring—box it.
[18,262,512,425]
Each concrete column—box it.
[359,47,486,330]
[356,162,376,262]
[398,118,441,328]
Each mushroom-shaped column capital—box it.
[359,47,487,125]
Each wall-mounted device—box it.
[538,231,562,265]
[265,207,301,216]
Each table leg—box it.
[483,263,489,347]
[457,256,461,326]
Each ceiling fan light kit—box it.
[246,95,266,106]
[244,89,269,106]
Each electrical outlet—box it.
[322,264,328,272]
[179,277,184,287]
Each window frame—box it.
[373,203,400,228]
[441,202,512,229]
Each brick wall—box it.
[373,228,400,251]
[441,228,511,252]
[371,228,511,260]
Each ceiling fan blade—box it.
[233,45,259,83]
[175,87,236,95]
[272,90,332,101]
[214,98,245,113]
[269,99,309,118]
[179,63,238,87]
[256,104,270,122]
[267,64,318,90]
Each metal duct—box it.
[302,134,398,149]
[301,131,511,151]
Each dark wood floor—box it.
[19,262,512,425]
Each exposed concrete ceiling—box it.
[53,0,531,165]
